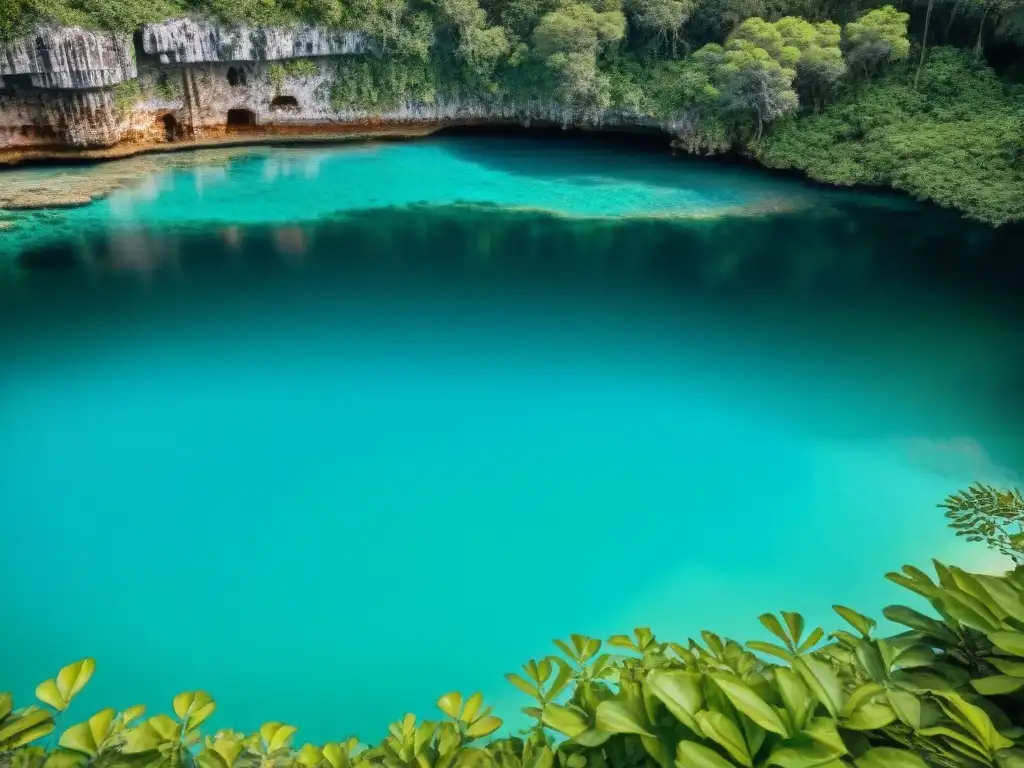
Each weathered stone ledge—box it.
[0,27,135,89]
[140,19,373,64]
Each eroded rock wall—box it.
[0,27,135,89]
[0,17,659,155]
[141,19,373,64]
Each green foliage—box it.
[111,79,142,116]
[327,56,440,110]
[843,4,911,76]
[943,485,1024,564]
[757,46,1024,225]
[269,58,319,90]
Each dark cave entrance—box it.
[226,109,256,129]
[160,114,180,141]
[226,67,247,87]
[270,95,299,111]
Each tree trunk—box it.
[915,0,934,88]
[975,3,990,62]
[944,0,962,40]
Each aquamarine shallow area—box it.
[1,135,1022,748]
[0,135,867,258]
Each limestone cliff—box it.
[0,18,657,158]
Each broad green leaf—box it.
[759,614,791,647]
[887,690,921,729]
[675,741,734,768]
[645,671,704,733]
[996,748,1024,768]
[462,693,484,724]
[881,606,957,643]
[696,711,752,768]
[148,714,180,741]
[547,661,573,702]
[35,681,67,712]
[841,683,884,718]
[540,704,588,739]
[937,593,1000,633]
[552,638,577,663]
[466,716,502,739]
[120,722,168,754]
[854,748,927,768]
[710,674,787,736]
[976,575,1024,623]
[536,660,552,686]
[0,709,56,750]
[210,737,243,767]
[853,641,885,681]
[173,692,216,732]
[842,703,896,731]
[765,736,845,768]
[746,641,794,663]
[506,674,538,698]
[0,693,11,721]
[56,660,96,704]
[797,629,825,654]
[60,711,112,757]
[271,724,298,752]
[583,639,602,663]
[833,607,875,638]
[990,631,1024,657]
[938,692,1014,752]
[573,728,612,747]
[43,750,88,768]
[773,668,811,732]
[121,706,146,726]
[990,657,1024,676]
[916,726,989,763]
[781,613,805,645]
[792,656,843,719]
[594,702,651,737]
[972,676,1024,695]
[437,693,463,721]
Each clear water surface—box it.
[1,133,1023,746]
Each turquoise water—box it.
[1,133,1023,746]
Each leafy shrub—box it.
[757,47,1024,226]
[5,485,1024,768]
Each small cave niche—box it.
[160,113,180,141]
[226,67,247,87]
[270,95,299,111]
[226,108,257,128]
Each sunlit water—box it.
[1,133,1023,746]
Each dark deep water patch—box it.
[1,139,1024,745]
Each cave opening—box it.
[227,67,247,87]
[270,95,299,111]
[226,108,257,129]
[161,114,180,141]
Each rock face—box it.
[0,17,660,155]
[141,19,373,64]
[0,27,136,89]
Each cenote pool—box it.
[1,131,1023,744]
